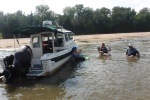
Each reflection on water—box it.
[0,37,150,100]
[126,56,139,62]
[98,55,112,62]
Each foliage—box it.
[0,5,150,39]
[0,33,2,39]
[135,8,150,32]
[111,7,136,32]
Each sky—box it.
[0,0,150,15]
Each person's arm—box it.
[126,49,128,55]
[75,48,82,55]
[79,48,82,53]
[98,47,103,52]
[72,52,80,58]
[136,51,140,58]
[108,47,111,51]
[98,47,100,51]
[105,47,111,52]
[133,48,140,58]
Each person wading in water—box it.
[98,43,111,56]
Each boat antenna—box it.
[13,34,21,52]
[41,0,46,5]
[13,34,16,52]
[41,0,64,51]
[53,17,59,27]
[41,0,61,28]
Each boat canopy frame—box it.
[12,26,57,36]
[11,26,75,48]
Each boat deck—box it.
[27,64,44,76]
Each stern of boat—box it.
[0,58,6,72]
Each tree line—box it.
[0,4,150,39]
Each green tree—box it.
[93,7,111,33]
[58,6,76,32]
[135,8,150,31]
[0,11,5,33]
[111,6,136,32]
[1,10,27,38]
[35,5,55,26]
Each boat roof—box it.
[12,26,74,36]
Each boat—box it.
[0,21,77,84]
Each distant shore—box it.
[75,32,150,43]
[0,32,150,48]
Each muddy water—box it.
[0,37,150,100]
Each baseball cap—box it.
[72,47,77,51]
[128,43,133,46]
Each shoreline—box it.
[0,32,150,48]
[75,32,150,43]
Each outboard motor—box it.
[0,45,33,84]
[4,54,14,66]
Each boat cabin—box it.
[30,29,75,65]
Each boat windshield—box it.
[42,34,53,41]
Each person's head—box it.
[102,43,105,47]
[72,47,77,52]
[128,43,133,48]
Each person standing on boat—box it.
[72,47,85,60]
[98,43,111,56]
[126,43,140,58]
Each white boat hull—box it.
[27,49,73,76]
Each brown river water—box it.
[0,37,150,100]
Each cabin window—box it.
[42,34,53,42]
[68,34,73,40]
[54,34,64,47]
[42,34,53,53]
[32,36,40,48]
[65,34,68,41]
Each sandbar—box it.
[0,32,149,48]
